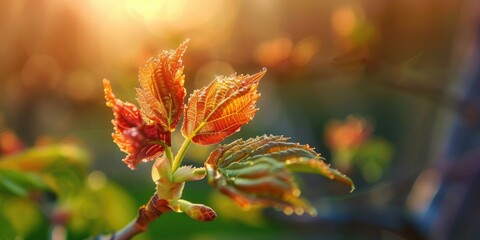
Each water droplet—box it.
[283,207,294,216]
[294,208,305,216]
[130,129,138,137]
[261,67,267,72]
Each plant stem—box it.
[164,146,174,163]
[112,219,141,240]
[172,122,206,171]
[109,194,171,240]
[172,137,192,171]
[155,141,174,164]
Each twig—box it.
[98,194,171,240]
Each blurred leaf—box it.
[69,175,137,236]
[324,115,372,151]
[205,135,354,216]
[355,137,393,167]
[0,144,89,172]
[42,163,85,199]
[354,137,394,182]
[3,198,42,237]
[0,130,25,155]
[0,170,48,197]
[182,69,266,145]
[0,213,16,240]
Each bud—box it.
[152,157,185,201]
[170,199,217,222]
[185,204,217,222]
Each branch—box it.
[96,194,170,240]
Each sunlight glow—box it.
[331,6,358,37]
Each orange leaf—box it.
[182,69,267,145]
[136,39,189,131]
[104,79,171,170]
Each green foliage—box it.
[0,142,136,239]
[69,173,137,236]
[0,170,48,197]
[0,211,16,240]
[355,137,394,182]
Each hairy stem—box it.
[109,194,170,240]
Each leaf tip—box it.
[102,79,115,107]
[349,184,356,193]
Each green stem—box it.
[171,122,206,171]
[172,137,192,171]
[172,121,207,173]
[155,141,174,164]
[164,146,174,164]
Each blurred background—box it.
[1,0,480,239]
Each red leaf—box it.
[182,69,267,145]
[136,39,189,131]
[103,79,170,170]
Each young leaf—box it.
[104,79,171,170]
[182,69,267,145]
[205,135,354,216]
[136,39,189,131]
[172,166,206,183]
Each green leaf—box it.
[205,135,354,216]
[68,172,136,235]
[0,213,16,240]
[286,161,354,191]
[2,198,42,237]
[0,144,90,172]
[354,137,394,182]
[172,166,206,182]
[0,170,49,197]
[0,144,90,199]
